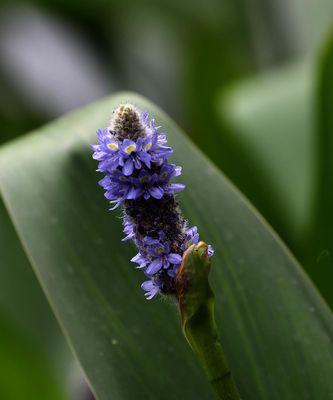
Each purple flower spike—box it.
[92,104,214,299]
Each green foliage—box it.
[218,63,314,244]
[0,311,66,400]
[0,199,73,399]
[0,93,333,399]
[311,31,333,309]
[217,37,333,309]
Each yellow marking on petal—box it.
[107,143,118,150]
[144,142,152,151]
[140,175,149,183]
[156,246,164,254]
[160,172,167,180]
[125,144,136,154]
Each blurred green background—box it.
[0,0,333,399]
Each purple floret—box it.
[141,280,160,300]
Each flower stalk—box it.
[176,242,241,400]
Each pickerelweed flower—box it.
[92,103,214,299]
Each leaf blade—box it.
[0,310,67,400]
[0,93,333,399]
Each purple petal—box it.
[126,186,141,200]
[141,280,160,300]
[188,226,198,235]
[155,145,173,155]
[141,280,154,291]
[123,158,134,176]
[167,268,177,277]
[122,234,133,242]
[138,151,151,168]
[173,166,182,177]
[144,236,159,245]
[109,200,122,210]
[150,174,159,185]
[98,176,111,188]
[146,258,163,275]
[192,233,200,244]
[122,139,136,148]
[168,183,185,193]
[134,158,142,169]
[168,253,182,265]
[149,186,164,199]
[131,253,143,263]
[141,112,149,125]
[92,151,105,160]
[131,253,147,268]
[208,245,214,257]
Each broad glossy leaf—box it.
[0,93,333,399]
[0,199,66,359]
[0,197,76,398]
[311,33,333,311]
[217,58,333,309]
[218,62,315,245]
[0,310,65,400]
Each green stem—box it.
[176,242,241,400]
[184,298,241,400]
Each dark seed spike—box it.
[110,104,146,141]
[124,195,187,295]
[124,196,186,253]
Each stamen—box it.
[107,143,118,150]
[125,144,136,154]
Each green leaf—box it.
[310,32,333,310]
[218,62,315,246]
[217,55,333,309]
[0,310,66,400]
[0,93,333,399]
[0,198,68,360]
[0,197,75,398]
[280,0,333,54]
[216,62,333,309]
